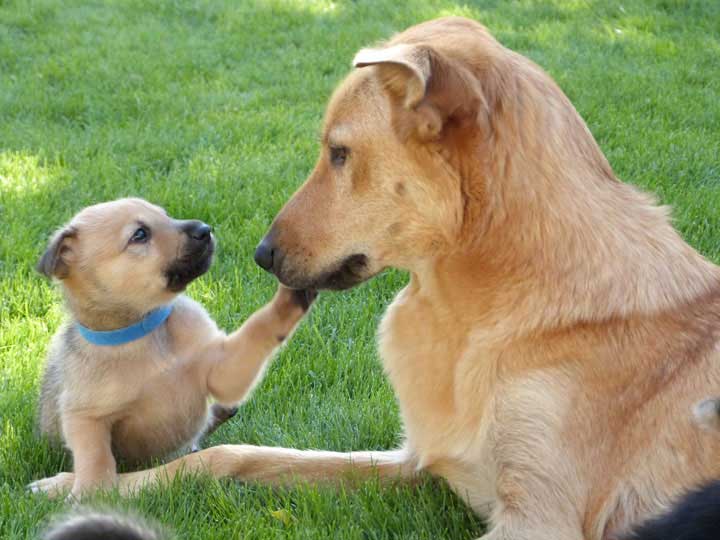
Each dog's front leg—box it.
[62,414,117,498]
[28,415,116,499]
[204,285,316,404]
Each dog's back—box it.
[38,332,65,441]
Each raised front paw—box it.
[27,472,75,499]
[274,285,318,319]
[289,288,318,312]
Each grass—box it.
[0,0,718,538]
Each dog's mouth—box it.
[164,238,215,292]
[278,254,372,291]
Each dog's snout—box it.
[254,238,276,272]
[183,221,212,242]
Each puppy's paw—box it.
[274,285,318,317]
[290,288,318,312]
[27,472,75,499]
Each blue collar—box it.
[76,304,173,346]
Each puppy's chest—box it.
[66,346,201,415]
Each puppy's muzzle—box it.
[183,220,212,246]
[165,220,215,292]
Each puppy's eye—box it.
[329,145,349,167]
[130,227,150,244]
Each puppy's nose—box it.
[254,237,275,272]
[185,221,212,242]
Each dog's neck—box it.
[415,209,719,339]
[63,293,151,331]
[418,86,720,334]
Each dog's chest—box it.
[67,345,203,416]
[92,349,207,460]
[378,289,501,513]
[378,289,493,463]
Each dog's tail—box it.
[43,509,170,540]
[623,480,720,540]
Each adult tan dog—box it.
[36,18,720,539]
[29,199,315,499]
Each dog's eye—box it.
[329,145,349,167]
[130,227,150,244]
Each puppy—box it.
[29,198,315,498]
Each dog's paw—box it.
[27,472,75,499]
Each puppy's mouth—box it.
[278,254,372,291]
[164,237,215,292]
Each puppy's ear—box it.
[354,44,485,141]
[37,226,77,279]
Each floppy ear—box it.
[37,226,77,279]
[354,44,484,141]
[354,44,431,109]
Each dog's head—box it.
[254,18,506,290]
[38,198,214,316]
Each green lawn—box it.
[1,0,718,538]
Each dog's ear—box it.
[37,226,77,279]
[354,44,485,141]
[354,44,431,109]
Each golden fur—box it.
[29,198,314,498]
[32,19,720,539]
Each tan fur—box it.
[29,198,314,499]
[36,19,720,539]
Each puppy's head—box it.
[38,198,214,317]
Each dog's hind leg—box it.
[112,445,417,495]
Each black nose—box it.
[184,221,212,242]
[254,237,275,272]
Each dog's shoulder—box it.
[44,322,86,374]
[164,295,222,357]
[168,295,219,334]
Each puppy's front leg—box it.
[63,414,116,498]
[205,285,316,404]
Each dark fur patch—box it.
[623,480,720,540]
[164,240,215,292]
[311,254,369,291]
[209,403,238,423]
